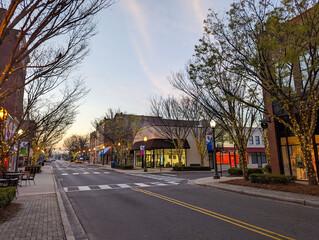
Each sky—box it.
[59,0,234,146]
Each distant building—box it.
[90,114,265,169]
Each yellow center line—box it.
[131,188,295,240]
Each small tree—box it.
[93,110,144,165]
[180,97,210,166]
[150,96,192,167]
[170,67,259,180]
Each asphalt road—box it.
[53,160,319,240]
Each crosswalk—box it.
[127,173,186,182]
[63,181,180,192]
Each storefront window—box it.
[280,137,307,180]
[164,149,172,167]
[171,149,186,166]
[135,151,142,167]
[146,150,153,167]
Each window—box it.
[299,53,310,89]
[255,136,260,145]
[249,136,254,144]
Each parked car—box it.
[75,158,83,163]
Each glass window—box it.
[164,149,172,167]
[171,149,186,167]
[255,136,260,145]
[135,151,142,167]
[251,154,258,164]
[299,53,310,89]
[249,136,254,144]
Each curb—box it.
[52,171,76,240]
[191,182,319,208]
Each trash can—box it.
[111,161,115,168]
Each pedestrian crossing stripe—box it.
[127,173,186,182]
[63,182,180,192]
[60,172,109,176]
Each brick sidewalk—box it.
[0,193,65,240]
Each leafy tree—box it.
[198,0,319,184]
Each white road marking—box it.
[117,184,131,188]
[78,186,90,191]
[93,172,100,174]
[99,185,112,189]
[73,173,79,175]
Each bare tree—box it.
[93,110,144,165]
[170,67,259,180]
[150,96,193,167]
[0,0,113,100]
[63,134,89,159]
[180,97,210,166]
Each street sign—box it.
[206,135,213,151]
[140,145,145,156]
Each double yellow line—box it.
[132,188,295,240]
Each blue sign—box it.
[206,135,213,151]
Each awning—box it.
[99,147,110,156]
[131,139,190,151]
[221,147,265,153]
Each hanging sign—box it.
[206,135,213,151]
[140,145,145,156]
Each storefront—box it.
[131,139,189,168]
[274,120,319,181]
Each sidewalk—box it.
[191,176,319,208]
[0,164,71,240]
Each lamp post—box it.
[15,129,23,172]
[210,120,220,179]
[143,136,148,172]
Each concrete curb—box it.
[191,181,319,208]
[52,170,76,240]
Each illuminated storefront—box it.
[132,139,189,168]
[269,119,319,181]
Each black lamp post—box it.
[143,136,148,172]
[15,129,23,172]
[210,120,220,179]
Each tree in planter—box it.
[197,0,319,184]
[150,96,193,167]
[170,66,259,180]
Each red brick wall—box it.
[0,9,26,120]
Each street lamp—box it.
[210,120,220,179]
[0,107,8,121]
[143,136,148,172]
[15,129,24,172]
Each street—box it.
[53,160,319,240]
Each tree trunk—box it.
[262,129,271,166]
[238,146,248,180]
[300,140,318,185]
